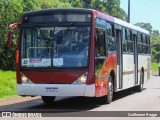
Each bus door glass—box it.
[95,18,107,79]
[132,31,138,84]
[95,29,106,79]
[115,24,123,89]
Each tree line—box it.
[0,0,159,70]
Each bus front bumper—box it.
[17,84,95,97]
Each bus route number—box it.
[22,59,29,66]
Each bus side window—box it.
[106,23,116,53]
[127,30,133,53]
[138,33,143,54]
[95,29,106,79]
[95,29,106,57]
[143,35,148,54]
[122,28,128,53]
[147,36,151,54]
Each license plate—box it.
[45,87,59,93]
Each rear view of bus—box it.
[17,9,95,103]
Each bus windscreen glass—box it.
[21,26,90,68]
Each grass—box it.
[0,70,17,99]
[152,62,159,73]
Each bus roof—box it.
[23,8,93,16]
[93,9,150,35]
[23,8,150,35]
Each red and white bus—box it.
[8,8,151,104]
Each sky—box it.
[120,0,160,31]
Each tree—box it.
[38,0,70,9]
[104,0,127,20]
[82,0,95,8]
[151,30,160,62]
[0,0,23,70]
[22,0,39,11]
[0,0,40,70]
[72,0,83,8]
[71,0,127,20]
[151,30,160,44]
[135,22,152,33]
[94,0,106,12]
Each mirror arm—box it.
[8,23,20,29]
[7,23,20,49]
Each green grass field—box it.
[152,62,159,73]
[0,70,17,99]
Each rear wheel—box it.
[136,71,144,92]
[41,96,56,104]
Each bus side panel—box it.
[95,53,117,97]
[138,55,151,82]
[122,54,134,89]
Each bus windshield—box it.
[21,26,90,68]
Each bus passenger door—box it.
[133,32,138,84]
[115,25,123,89]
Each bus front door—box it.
[133,33,138,85]
[115,29,123,89]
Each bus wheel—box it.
[136,71,144,92]
[107,77,114,104]
[101,77,113,104]
[41,96,55,104]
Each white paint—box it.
[123,54,134,89]
[114,18,150,34]
[21,58,30,66]
[123,54,134,72]
[116,54,151,91]
[53,58,63,66]
[17,84,95,97]
[116,65,119,89]
[138,55,151,81]
[21,58,51,67]
[83,84,95,97]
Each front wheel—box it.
[101,77,114,104]
[41,96,56,104]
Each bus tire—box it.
[41,96,56,104]
[101,77,114,104]
[136,71,144,92]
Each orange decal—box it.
[95,53,117,97]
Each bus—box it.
[8,8,151,104]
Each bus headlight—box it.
[21,74,28,83]
[72,72,88,84]
[21,74,33,84]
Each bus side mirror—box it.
[7,23,20,49]
[8,31,13,48]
